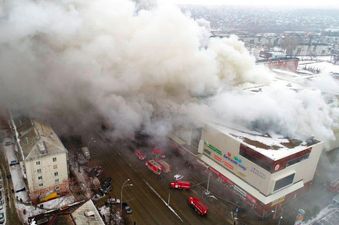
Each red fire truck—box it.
[188,196,208,216]
[145,160,162,175]
[170,181,191,190]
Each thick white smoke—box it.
[0,0,337,142]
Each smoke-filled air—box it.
[0,0,338,141]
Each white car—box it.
[174,174,184,180]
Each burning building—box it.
[200,123,322,216]
[171,123,323,217]
[9,117,70,203]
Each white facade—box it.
[25,152,68,193]
[197,124,323,205]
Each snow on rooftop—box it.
[299,61,339,75]
[72,200,105,225]
[209,123,320,161]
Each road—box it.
[0,133,21,225]
[85,133,274,225]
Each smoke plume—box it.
[0,0,337,142]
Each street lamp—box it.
[278,216,283,225]
[120,179,133,214]
[205,172,211,195]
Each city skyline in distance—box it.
[170,0,339,9]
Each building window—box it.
[39,183,43,187]
[36,161,40,165]
[55,178,59,183]
[53,157,57,162]
[53,165,58,169]
[273,173,295,192]
[38,176,42,180]
[37,169,41,173]
[54,172,58,176]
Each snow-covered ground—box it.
[302,205,339,225]
[0,169,6,225]
[298,56,333,62]
[2,137,29,203]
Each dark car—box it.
[88,167,103,177]
[122,202,133,214]
[15,187,26,193]
[0,212,4,224]
[102,177,112,186]
[100,184,112,194]
[100,178,112,194]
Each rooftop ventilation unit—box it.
[38,141,47,154]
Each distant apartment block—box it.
[10,117,69,203]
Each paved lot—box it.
[84,133,281,225]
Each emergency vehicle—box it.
[170,181,191,190]
[135,149,146,160]
[145,160,162,175]
[188,196,208,216]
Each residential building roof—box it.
[13,118,67,161]
[71,200,105,225]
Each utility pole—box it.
[205,172,211,195]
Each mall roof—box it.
[208,123,321,161]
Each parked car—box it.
[107,197,120,205]
[0,212,4,224]
[9,160,19,166]
[134,149,146,160]
[15,187,26,193]
[101,177,112,187]
[169,181,191,190]
[88,166,103,177]
[122,202,133,214]
[100,178,112,194]
[188,196,208,216]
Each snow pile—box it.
[38,195,75,210]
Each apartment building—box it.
[11,117,69,203]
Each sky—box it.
[171,0,339,8]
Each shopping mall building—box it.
[170,123,323,217]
